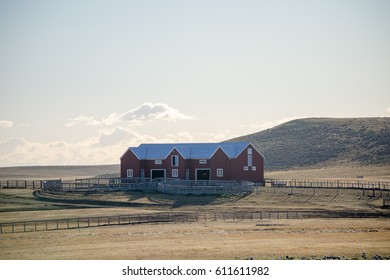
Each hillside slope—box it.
[0,164,119,180]
[230,117,390,170]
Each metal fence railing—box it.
[267,178,390,190]
[42,178,255,195]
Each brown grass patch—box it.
[1,219,389,260]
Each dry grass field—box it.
[1,218,389,260]
[0,164,389,260]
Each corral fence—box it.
[157,180,254,195]
[1,210,388,235]
[0,180,47,189]
[47,178,255,195]
[383,197,390,208]
[3,177,389,196]
[266,179,390,197]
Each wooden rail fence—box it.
[265,179,390,198]
[1,210,388,234]
[267,179,390,190]
[0,180,45,189]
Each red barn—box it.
[120,142,264,183]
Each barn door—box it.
[196,169,210,181]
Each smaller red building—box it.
[120,142,264,183]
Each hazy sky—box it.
[1,0,389,166]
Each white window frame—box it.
[155,160,162,165]
[244,166,249,171]
[171,155,179,167]
[252,166,256,171]
[199,159,207,164]
[127,169,133,177]
[172,169,178,178]
[248,148,252,155]
[216,168,223,177]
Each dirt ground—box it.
[1,218,389,260]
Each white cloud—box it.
[0,138,27,154]
[0,127,160,166]
[165,132,195,143]
[119,102,195,123]
[65,102,196,127]
[65,115,102,127]
[93,127,157,147]
[0,137,119,166]
[0,120,13,128]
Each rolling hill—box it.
[0,164,120,180]
[229,117,390,171]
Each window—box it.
[199,159,207,164]
[141,169,145,178]
[171,155,179,166]
[252,166,256,171]
[127,169,133,177]
[172,169,178,177]
[155,160,162,165]
[248,148,252,155]
[248,154,253,166]
[217,168,223,177]
[244,166,249,171]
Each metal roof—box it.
[127,142,252,160]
